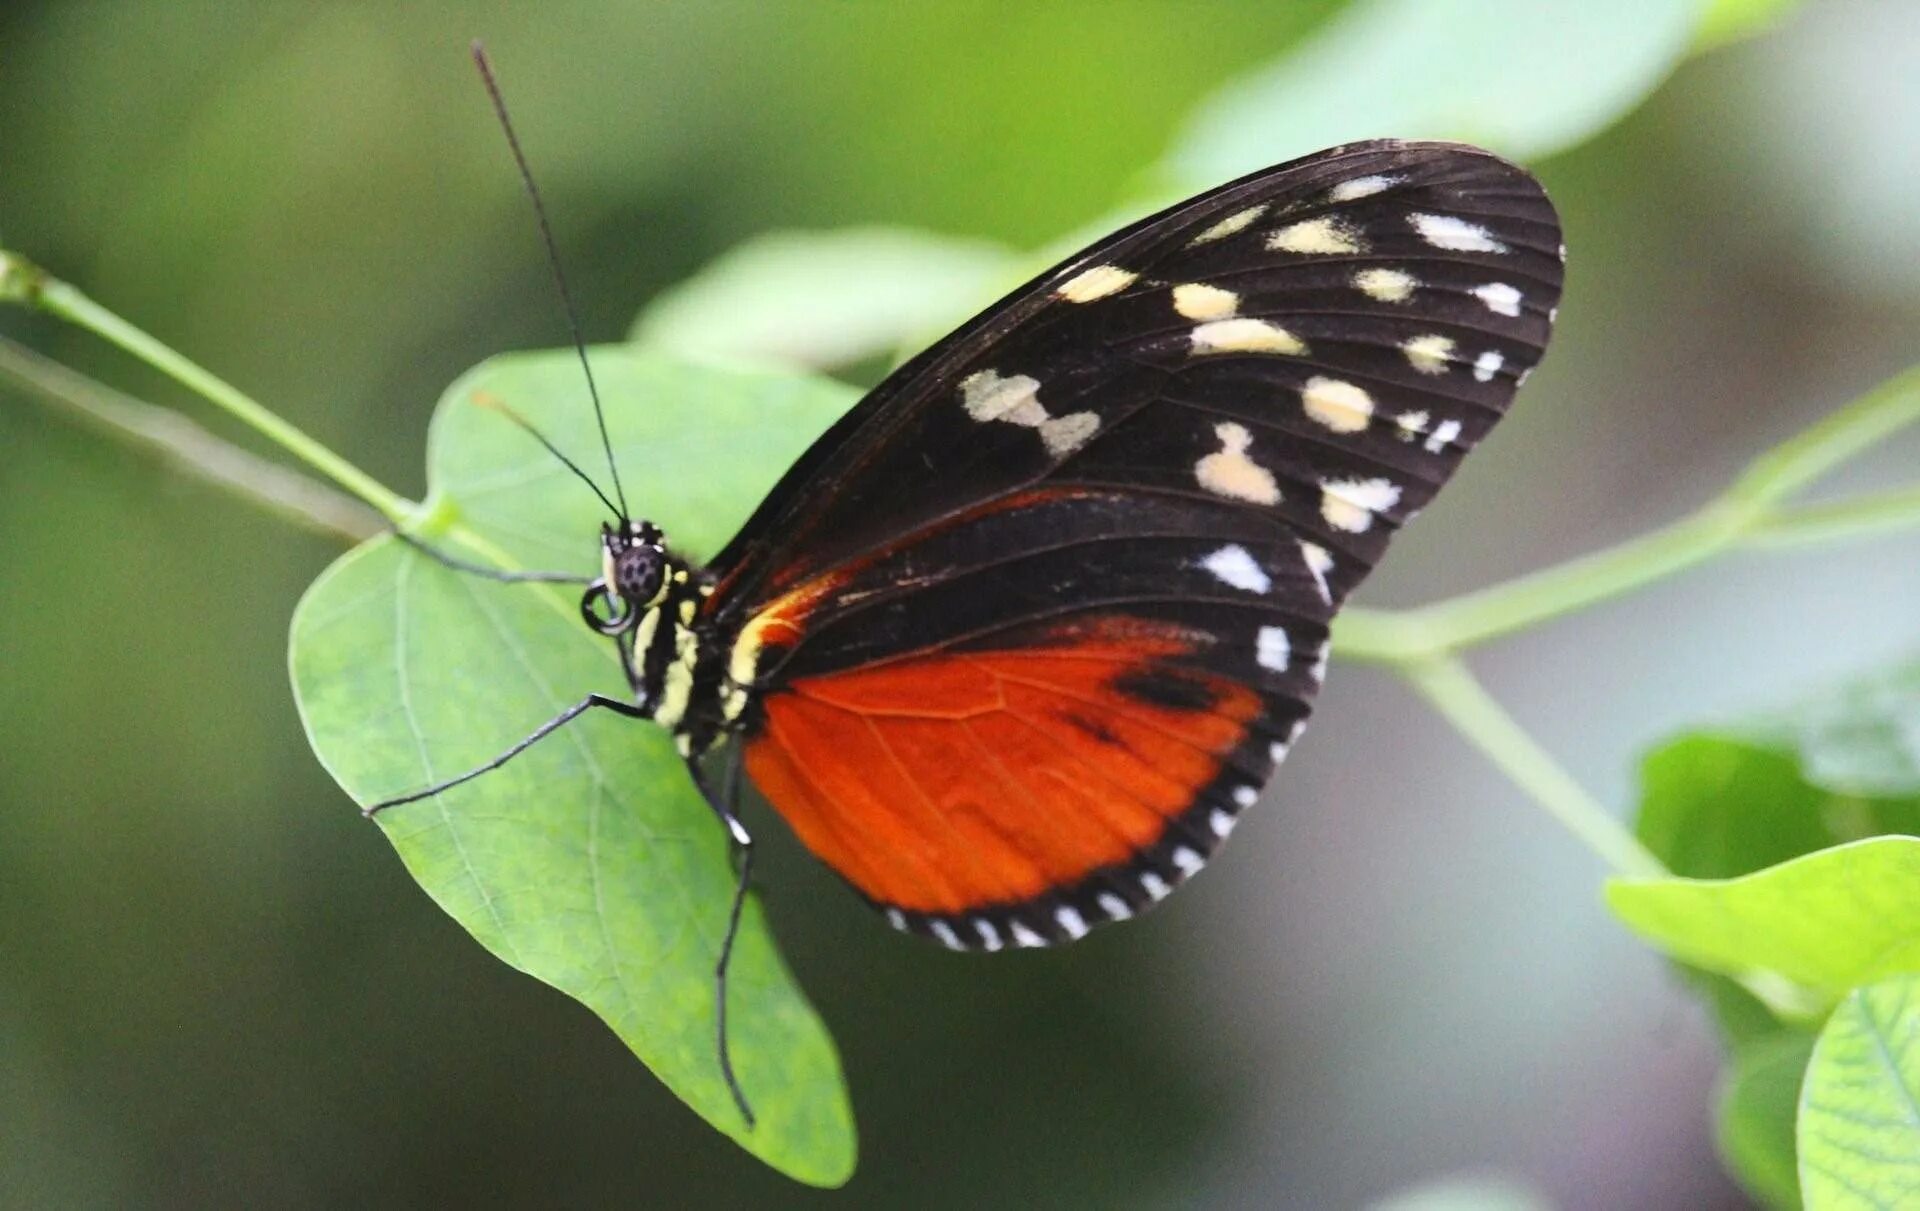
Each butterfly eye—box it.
[614,545,666,605]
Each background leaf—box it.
[1165,0,1699,184]
[1694,0,1807,51]
[1607,837,1920,995]
[290,349,859,1185]
[629,227,1019,373]
[1799,976,1920,1208]
[1719,1032,1813,1210]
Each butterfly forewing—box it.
[709,140,1563,952]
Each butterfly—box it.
[380,76,1564,1129]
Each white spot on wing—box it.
[1011,921,1046,948]
[960,369,1099,457]
[975,918,1003,951]
[1190,317,1306,356]
[930,920,964,950]
[1300,541,1334,602]
[885,908,907,931]
[1410,212,1506,252]
[1354,267,1416,302]
[1256,625,1292,671]
[1195,422,1281,505]
[1210,808,1237,837]
[960,369,1041,422]
[1141,872,1172,901]
[1097,892,1133,921]
[1330,174,1399,201]
[1191,204,1267,245]
[1172,847,1205,876]
[1268,216,1363,254]
[1055,906,1090,939]
[1472,282,1523,316]
[1320,477,1403,533]
[1402,333,1454,375]
[1172,282,1239,320]
[1057,264,1137,302]
[1200,544,1271,594]
[1232,785,1258,809]
[1425,418,1462,454]
[1301,376,1373,433]
[1395,409,1429,440]
[1039,411,1100,456]
[1473,350,1505,382]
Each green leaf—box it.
[1165,0,1698,184]
[1719,1032,1813,1210]
[1694,0,1805,52]
[1607,837,1920,996]
[631,226,1019,373]
[1799,976,1920,1208]
[289,349,860,1186]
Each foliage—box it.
[29,0,1920,1204]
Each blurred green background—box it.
[4,2,1919,1206]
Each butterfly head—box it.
[582,519,669,635]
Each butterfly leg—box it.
[687,743,757,1129]
[362,693,649,816]
[392,530,589,585]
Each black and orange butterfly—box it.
[383,50,1562,1129]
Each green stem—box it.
[0,335,383,543]
[1336,364,1920,662]
[6,251,413,524]
[1399,654,1669,879]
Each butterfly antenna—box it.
[471,41,631,521]
[470,393,624,518]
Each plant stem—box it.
[5,251,413,524]
[1336,365,1920,662]
[1400,654,1669,878]
[0,336,383,543]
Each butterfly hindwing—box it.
[710,140,1564,949]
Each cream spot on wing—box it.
[1189,317,1306,356]
[1300,541,1334,602]
[1395,409,1429,441]
[1354,267,1416,302]
[960,369,1040,422]
[1320,476,1402,533]
[1473,350,1505,382]
[1424,418,1462,454]
[1301,376,1373,434]
[1410,212,1506,252]
[1257,625,1291,671]
[1472,282,1523,316]
[1171,282,1239,320]
[1190,204,1267,245]
[1200,544,1272,593]
[1268,216,1364,254]
[960,369,1098,456]
[1330,174,1399,201]
[1056,264,1137,302]
[1039,411,1100,456]
[1195,422,1280,505]
[1402,333,1455,375]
